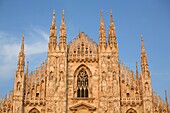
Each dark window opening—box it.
[77,88,80,97]
[85,88,88,97]
[81,89,84,97]
[36,93,39,97]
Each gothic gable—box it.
[69,102,96,111]
[68,32,98,62]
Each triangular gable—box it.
[70,102,96,111]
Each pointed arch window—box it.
[77,69,88,98]
[17,82,21,91]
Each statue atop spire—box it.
[60,10,66,38]
[110,10,114,27]
[99,10,106,49]
[140,35,147,58]
[21,35,24,52]
[108,10,117,50]
[17,35,25,72]
[52,10,55,18]
[100,10,104,25]
[52,10,56,26]
[141,34,145,52]
[140,35,149,76]
[60,10,66,50]
[62,10,65,23]
[49,10,57,44]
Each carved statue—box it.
[89,84,93,97]
[113,75,118,96]
[145,83,150,96]
[101,72,107,96]
[100,102,108,113]
[113,107,118,113]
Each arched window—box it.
[17,82,21,91]
[77,69,88,98]
[29,108,40,113]
[126,108,137,113]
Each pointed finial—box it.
[100,10,103,17]
[140,34,144,43]
[59,10,66,46]
[51,10,56,27]
[109,10,115,28]
[21,34,24,51]
[61,10,65,25]
[22,34,24,43]
[52,10,56,19]
[165,90,169,104]
[100,10,104,26]
[62,10,64,17]
[140,34,145,50]
[110,10,112,17]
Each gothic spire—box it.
[25,61,29,91]
[99,10,106,48]
[60,10,66,46]
[25,61,29,80]
[165,90,169,111]
[52,10,56,27]
[140,35,148,73]
[21,35,24,52]
[136,61,139,80]
[136,61,140,90]
[17,35,25,72]
[108,10,117,49]
[49,10,57,44]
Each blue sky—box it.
[0,0,170,102]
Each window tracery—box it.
[77,69,88,98]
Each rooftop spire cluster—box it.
[0,9,169,113]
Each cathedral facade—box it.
[0,10,169,113]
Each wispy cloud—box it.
[0,26,49,79]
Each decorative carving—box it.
[29,108,40,113]
[59,57,65,71]
[113,74,118,97]
[101,72,107,96]
[100,101,108,113]
[70,102,96,111]
[68,32,98,62]
[126,108,137,113]
[145,101,151,113]
[145,82,150,96]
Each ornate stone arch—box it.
[29,108,40,113]
[126,108,137,113]
[73,64,92,98]
[16,82,21,91]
